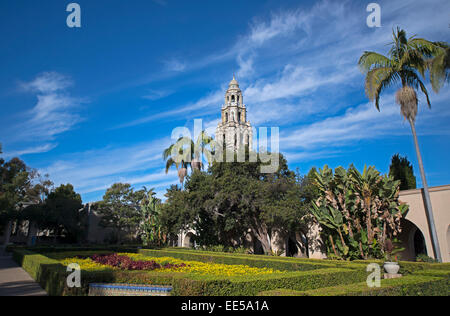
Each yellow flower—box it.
[58,253,283,276]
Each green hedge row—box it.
[157,248,450,274]
[352,259,450,275]
[7,245,138,254]
[13,249,368,296]
[259,275,450,296]
[138,249,343,272]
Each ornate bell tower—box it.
[216,76,253,151]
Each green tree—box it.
[162,148,313,254]
[95,183,143,243]
[389,154,416,190]
[24,184,85,243]
[160,185,191,244]
[358,27,445,261]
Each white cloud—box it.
[21,72,72,94]
[2,143,57,158]
[1,72,83,157]
[115,90,223,128]
[142,89,174,101]
[280,99,401,151]
[164,58,186,72]
[39,137,179,197]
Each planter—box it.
[383,262,400,274]
[89,283,173,296]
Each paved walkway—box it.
[0,250,47,296]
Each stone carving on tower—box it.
[216,76,253,151]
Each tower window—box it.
[234,134,237,147]
[231,95,235,102]
[237,96,240,102]
[238,112,241,122]
[225,113,228,122]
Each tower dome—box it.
[229,75,239,87]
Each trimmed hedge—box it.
[13,248,450,296]
[13,249,367,296]
[352,259,450,275]
[7,245,138,254]
[138,249,343,272]
[259,275,450,296]
[155,248,450,274]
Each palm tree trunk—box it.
[409,119,442,262]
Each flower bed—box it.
[13,248,450,296]
[58,252,281,276]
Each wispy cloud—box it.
[20,72,72,94]
[142,88,174,100]
[40,137,178,198]
[164,58,187,72]
[2,72,83,157]
[2,143,58,159]
[114,90,223,129]
[19,72,82,141]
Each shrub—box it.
[416,254,439,263]
[138,249,339,271]
[259,275,450,296]
[13,249,366,296]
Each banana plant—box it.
[311,165,409,260]
[139,188,164,246]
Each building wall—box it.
[399,185,450,262]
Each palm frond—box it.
[165,158,178,174]
[162,145,175,160]
[365,67,398,108]
[358,51,391,73]
[428,46,450,93]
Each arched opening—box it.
[238,112,241,122]
[286,237,299,257]
[225,113,228,122]
[183,232,195,248]
[234,134,237,147]
[231,95,235,102]
[397,219,427,261]
[253,239,264,255]
[413,228,426,257]
[237,95,240,103]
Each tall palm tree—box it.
[427,42,450,93]
[163,131,214,185]
[358,27,443,262]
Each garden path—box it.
[0,250,47,296]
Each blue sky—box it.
[1,0,449,202]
